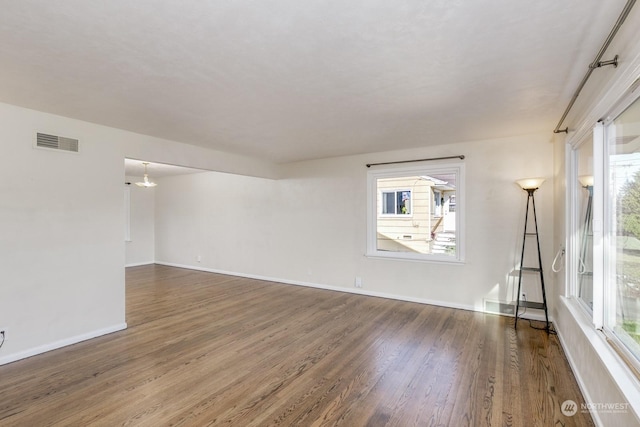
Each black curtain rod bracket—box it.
[366,155,465,168]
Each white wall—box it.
[0,101,276,365]
[155,134,555,312]
[0,104,126,364]
[125,176,155,266]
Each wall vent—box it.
[484,299,515,316]
[36,133,79,153]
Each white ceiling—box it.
[0,1,629,163]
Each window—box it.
[381,190,411,215]
[605,95,640,365]
[575,135,594,312]
[367,162,464,262]
[571,94,640,370]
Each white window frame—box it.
[602,106,640,373]
[366,162,465,263]
[593,122,605,330]
[567,93,640,376]
[567,131,595,316]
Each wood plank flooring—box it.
[0,265,593,426]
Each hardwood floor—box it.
[0,265,592,426]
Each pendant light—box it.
[135,162,157,187]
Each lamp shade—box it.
[516,177,545,190]
[578,175,594,187]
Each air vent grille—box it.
[36,133,79,153]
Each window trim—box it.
[366,162,465,263]
[567,93,640,380]
[594,122,605,329]
[602,107,640,375]
[568,131,597,316]
[562,56,640,417]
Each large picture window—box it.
[605,95,640,365]
[367,162,464,262]
[572,94,640,372]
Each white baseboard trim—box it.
[125,261,154,267]
[156,261,491,314]
[156,262,559,325]
[0,322,127,366]
[155,262,557,327]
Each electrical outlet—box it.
[354,277,362,288]
[196,255,202,263]
[521,292,527,301]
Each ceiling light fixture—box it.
[135,162,157,188]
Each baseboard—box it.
[125,261,154,267]
[155,262,560,325]
[155,261,484,314]
[0,322,127,366]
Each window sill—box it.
[365,252,465,265]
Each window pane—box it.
[398,191,411,214]
[382,192,396,214]
[608,96,640,361]
[576,138,594,311]
[375,173,456,256]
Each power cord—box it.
[552,247,565,273]
[517,293,527,318]
[516,294,557,335]
[0,331,5,349]
[525,318,558,335]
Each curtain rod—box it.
[366,155,465,168]
[553,0,636,134]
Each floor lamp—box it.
[514,178,550,331]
